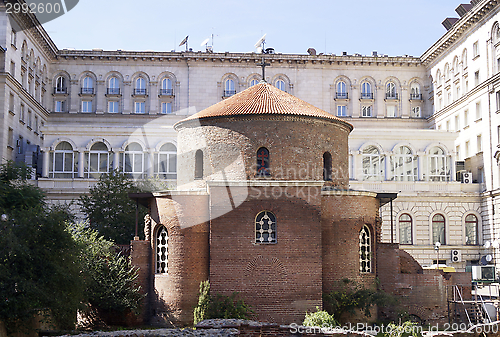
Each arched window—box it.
[156,226,168,274]
[359,226,371,273]
[462,49,468,69]
[444,63,450,81]
[85,142,110,178]
[195,149,203,179]
[156,143,177,179]
[50,141,76,178]
[429,147,450,181]
[323,152,332,181]
[122,142,144,178]
[436,70,442,87]
[361,82,372,99]
[249,78,259,87]
[108,76,120,95]
[161,78,173,95]
[432,214,446,245]
[386,82,397,99]
[81,76,93,94]
[135,77,146,95]
[391,146,417,181]
[224,79,235,97]
[256,147,270,176]
[255,211,276,244]
[275,79,286,92]
[336,81,347,99]
[399,214,412,244]
[410,82,421,100]
[465,214,478,245]
[362,146,384,181]
[55,76,66,94]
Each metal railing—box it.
[410,93,422,100]
[160,88,174,95]
[80,88,94,95]
[134,88,147,95]
[385,93,399,99]
[336,92,348,99]
[223,90,236,97]
[107,88,120,95]
[53,87,67,94]
[360,92,373,99]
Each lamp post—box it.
[435,241,441,269]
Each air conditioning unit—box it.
[472,265,496,281]
[451,250,462,263]
[463,172,473,184]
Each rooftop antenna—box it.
[179,35,189,52]
[254,33,266,54]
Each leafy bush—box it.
[193,281,253,324]
[323,278,397,323]
[303,307,339,328]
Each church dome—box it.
[174,82,353,131]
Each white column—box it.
[42,150,49,178]
[147,151,154,177]
[450,153,456,182]
[354,151,362,180]
[417,152,425,181]
[78,151,84,178]
[384,154,391,180]
[113,151,120,170]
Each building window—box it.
[474,71,480,86]
[256,147,270,176]
[476,102,481,120]
[429,147,449,181]
[399,214,412,244]
[27,110,32,128]
[135,77,146,95]
[336,81,347,99]
[85,142,110,178]
[323,152,332,181]
[8,128,14,148]
[34,116,38,133]
[161,102,172,114]
[10,61,15,78]
[108,76,120,95]
[386,82,397,99]
[10,29,16,47]
[249,79,259,87]
[161,78,173,95]
[390,146,417,181]
[156,226,168,274]
[386,105,396,117]
[55,76,66,94]
[155,143,177,179]
[432,214,446,245]
[359,226,371,273]
[465,214,478,245]
[82,100,92,113]
[477,134,482,153]
[473,41,479,58]
[81,76,94,94]
[456,145,461,161]
[455,115,460,131]
[122,143,144,178]
[410,82,421,100]
[275,79,286,92]
[135,101,145,114]
[362,105,372,117]
[19,104,25,122]
[464,110,469,126]
[195,149,203,179]
[55,100,65,112]
[337,105,347,117]
[50,141,76,178]
[362,146,384,181]
[255,211,276,244]
[361,82,372,99]
[9,93,14,113]
[108,101,119,113]
[411,106,421,118]
[224,79,235,97]
[465,140,470,158]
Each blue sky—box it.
[43,0,462,57]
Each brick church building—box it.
[131,82,392,325]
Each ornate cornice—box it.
[421,0,500,67]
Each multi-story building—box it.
[0,0,498,272]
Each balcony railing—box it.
[107,88,121,95]
[410,93,422,100]
[134,88,147,95]
[385,93,399,100]
[336,92,348,99]
[360,93,373,99]
[80,88,94,95]
[160,88,174,96]
[223,90,236,97]
[53,87,67,94]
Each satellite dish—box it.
[201,38,210,47]
[486,254,493,262]
[256,47,263,54]
[484,241,491,248]
[254,34,267,49]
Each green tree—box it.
[79,169,146,244]
[0,162,82,333]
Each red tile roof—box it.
[174,82,353,131]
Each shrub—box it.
[303,307,339,328]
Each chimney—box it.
[455,3,472,17]
[442,18,459,30]
[342,51,347,56]
[372,51,378,57]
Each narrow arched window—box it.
[386,82,397,99]
[161,78,173,95]
[399,214,412,244]
[108,76,120,95]
[156,143,177,179]
[361,82,372,99]
[275,79,286,92]
[55,76,66,93]
[50,141,76,178]
[390,146,417,181]
[362,146,384,181]
[122,142,144,178]
[135,77,146,95]
[82,76,93,94]
[86,142,110,178]
[249,78,259,87]
[256,147,270,176]
[156,226,168,274]
[255,211,276,244]
[323,152,332,181]
[465,214,478,245]
[359,226,371,273]
[410,82,421,100]
[432,214,446,245]
[336,81,347,99]
[224,79,235,97]
[195,149,203,179]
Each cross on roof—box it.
[257,57,270,82]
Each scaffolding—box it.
[448,284,499,325]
